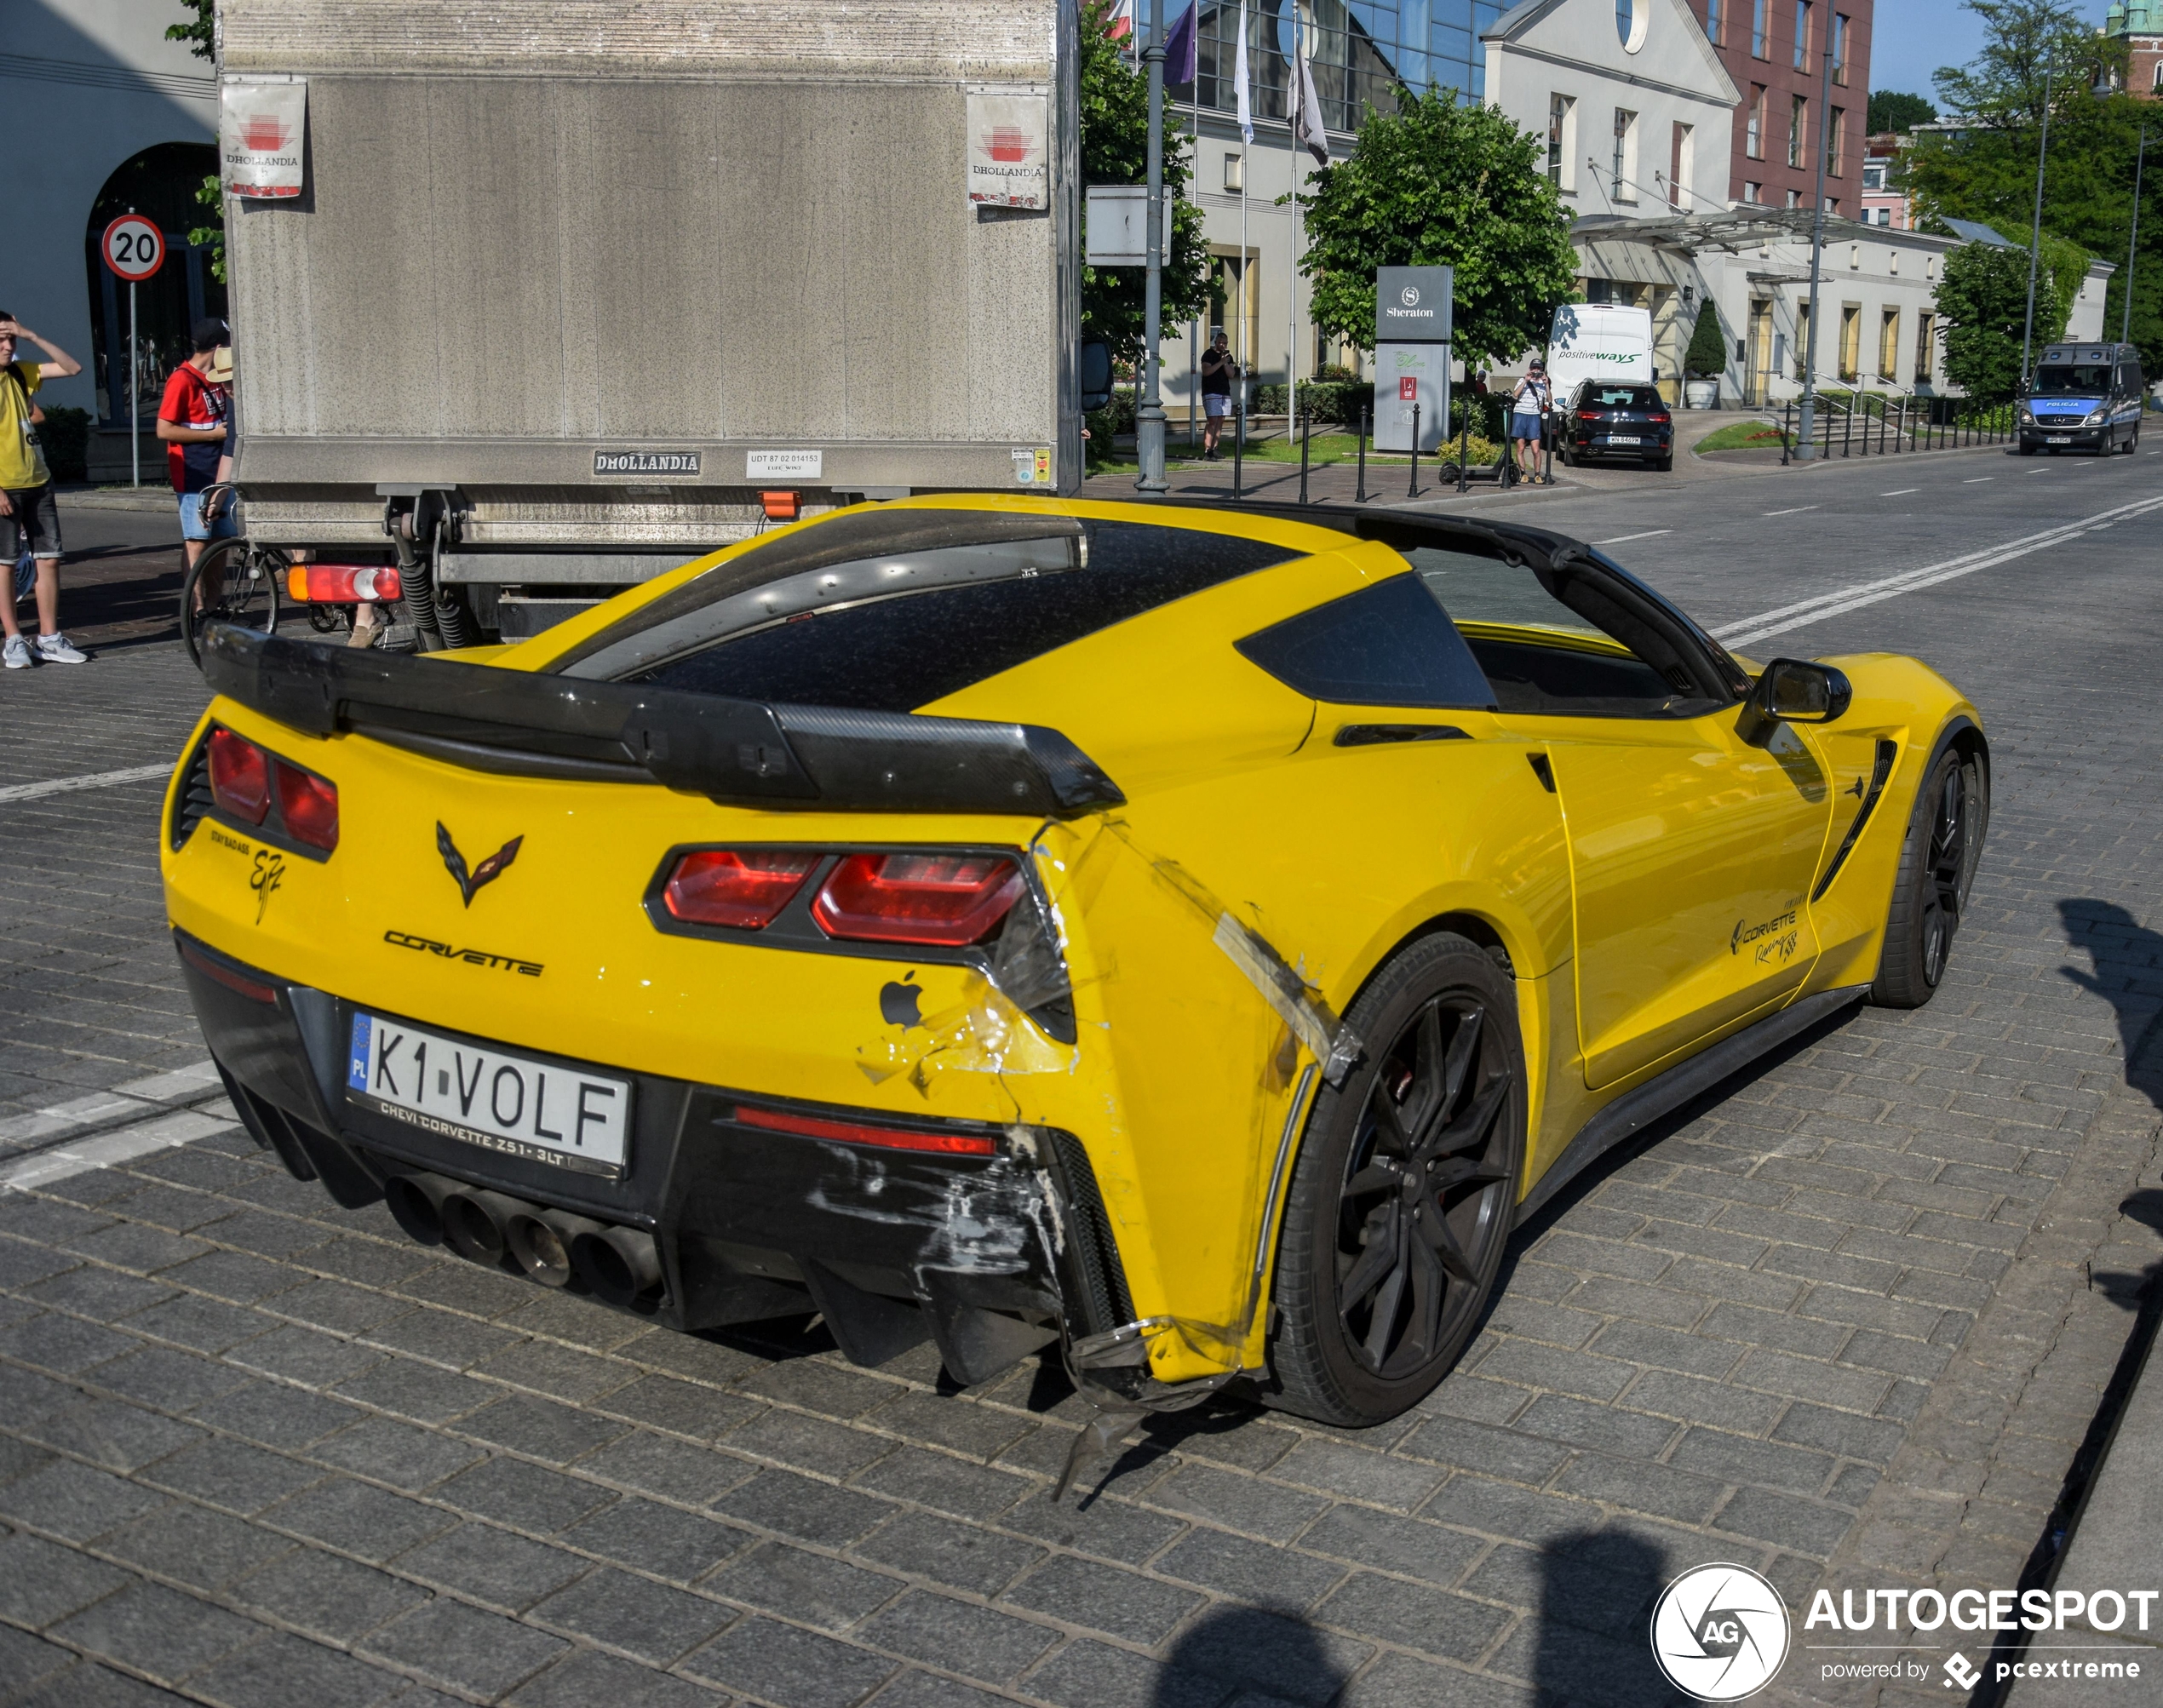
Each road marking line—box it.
[1712,491,2163,647]
[0,1108,238,1193]
[1763,506,1820,516]
[1964,477,1994,484]
[1879,489,1919,496]
[1593,530,1674,545]
[0,763,170,805]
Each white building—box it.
[1478,0,2113,404]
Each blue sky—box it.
[1872,0,2109,101]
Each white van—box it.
[1546,303,1655,403]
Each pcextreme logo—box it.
[1651,1564,1791,1700]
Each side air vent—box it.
[1043,1129,1136,1333]
[169,737,214,851]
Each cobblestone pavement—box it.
[0,457,2158,1708]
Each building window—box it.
[1832,12,1849,83]
[1793,0,1811,71]
[1795,300,1811,378]
[1743,180,1762,203]
[1706,0,1724,47]
[1548,95,1576,191]
[1838,304,1861,381]
[1224,151,1243,192]
[1752,0,1769,56]
[1914,310,1935,383]
[1747,86,1765,158]
[1617,0,1639,49]
[1862,162,1885,190]
[1786,186,1803,209]
[1827,106,1845,175]
[1879,307,1900,380]
[1613,108,1638,201]
[1671,121,1694,209]
[1789,94,1807,169]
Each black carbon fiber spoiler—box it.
[198,624,1124,817]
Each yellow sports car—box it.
[164,496,1986,1449]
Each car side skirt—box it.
[1515,983,1869,1225]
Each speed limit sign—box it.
[101,215,165,283]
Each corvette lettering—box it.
[384,930,542,977]
[1730,908,1799,956]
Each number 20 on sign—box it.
[101,215,165,282]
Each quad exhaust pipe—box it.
[382,1170,663,1305]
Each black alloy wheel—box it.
[1266,933,1524,1425]
[1872,741,1988,1008]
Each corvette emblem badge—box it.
[437,822,523,907]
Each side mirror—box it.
[1741,657,1851,744]
[1079,339,1114,412]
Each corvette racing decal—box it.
[1732,906,1801,964]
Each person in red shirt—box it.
[156,318,234,576]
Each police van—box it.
[2017,342,2148,456]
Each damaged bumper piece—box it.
[175,927,1145,1393]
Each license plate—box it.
[346,1012,631,1177]
[2047,435,2072,444]
[1605,434,1641,446]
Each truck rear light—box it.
[663,848,819,929]
[733,1102,998,1155]
[285,565,404,603]
[812,851,1025,947]
[208,728,271,824]
[274,762,340,852]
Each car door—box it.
[1402,542,1834,1089]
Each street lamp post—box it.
[2020,57,2057,387]
[1794,32,1834,461]
[1135,0,1169,493]
[2125,123,2147,346]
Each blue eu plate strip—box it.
[347,1013,371,1092]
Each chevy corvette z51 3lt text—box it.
[164,498,1986,1476]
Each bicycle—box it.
[179,484,285,666]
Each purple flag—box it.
[1165,3,1197,89]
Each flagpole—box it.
[1287,6,1300,433]
[1136,0,1168,492]
[1236,1,1250,425]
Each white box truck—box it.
[1546,303,1655,404]
[215,0,1083,643]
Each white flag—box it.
[1235,2,1254,143]
[1292,36,1328,166]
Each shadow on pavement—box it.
[1534,1527,1689,1705]
[1152,1602,1353,1705]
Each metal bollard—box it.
[1232,402,1243,500]
[1408,403,1421,498]
[1356,406,1368,503]
[1458,410,1472,496]
[1299,404,1311,505]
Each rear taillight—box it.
[285,565,404,603]
[274,762,340,852]
[208,728,270,823]
[733,1102,998,1155]
[663,848,819,929]
[1649,412,1672,425]
[812,851,1025,947]
[1579,409,1603,421]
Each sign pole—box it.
[1135,0,1168,493]
[129,279,139,490]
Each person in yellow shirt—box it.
[0,312,85,668]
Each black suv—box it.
[1559,381,1673,472]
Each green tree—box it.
[1294,88,1576,370]
[1079,0,1210,364]
[1903,1,2151,371]
[1867,91,1936,134]
[1936,235,2087,399]
[169,0,227,282]
[1684,300,1728,377]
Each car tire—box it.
[1871,739,1988,1009]
[1264,932,1525,1427]
[1653,454,1673,472]
[2017,441,2037,456]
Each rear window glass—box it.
[565,516,1300,713]
[1235,574,1497,709]
[1581,385,1662,407]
